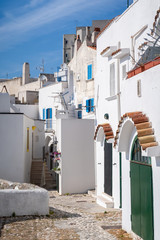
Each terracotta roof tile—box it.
[87,46,96,50]
[114,112,158,150]
[111,49,121,56]
[127,56,160,78]
[94,123,114,141]
[100,46,110,56]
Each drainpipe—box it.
[117,42,121,121]
[131,25,148,66]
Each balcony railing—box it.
[45,119,56,131]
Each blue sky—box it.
[0,0,128,79]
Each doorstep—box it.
[96,192,114,208]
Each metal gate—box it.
[130,137,154,240]
[104,141,112,196]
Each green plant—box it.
[12,212,16,217]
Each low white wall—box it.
[0,189,49,216]
[15,104,39,119]
[58,119,95,194]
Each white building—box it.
[39,64,95,194]
[0,93,45,183]
[68,20,110,119]
[95,0,160,239]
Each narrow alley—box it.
[0,191,132,240]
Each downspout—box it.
[131,25,148,66]
[117,42,121,121]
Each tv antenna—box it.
[36,59,44,73]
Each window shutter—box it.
[86,100,90,112]
[49,108,52,119]
[43,109,45,120]
[46,109,49,119]
[87,64,92,80]
[91,98,94,112]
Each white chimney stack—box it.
[22,62,30,85]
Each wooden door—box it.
[104,141,112,196]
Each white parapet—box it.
[0,189,49,216]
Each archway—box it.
[94,123,114,196]
[114,111,156,239]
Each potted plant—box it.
[52,167,61,174]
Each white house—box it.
[0,93,45,183]
[95,0,160,239]
[68,20,110,119]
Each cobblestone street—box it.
[0,191,132,240]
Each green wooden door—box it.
[130,137,154,240]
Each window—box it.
[78,104,82,119]
[46,108,52,129]
[110,63,115,96]
[137,79,141,97]
[87,64,92,80]
[43,108,45,120]
[27,128,29,152]
[86,98,94,113]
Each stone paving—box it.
[0,191,132,240]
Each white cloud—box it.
[0,0,112,51]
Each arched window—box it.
[131,137,151,165]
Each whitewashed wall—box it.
[57,119,95,194]
[121,64,160,143]
[69,40,96,119]
[14,104,39,119]
[0,113,45,183]
[0,93,10,112]
[95,1,160,238]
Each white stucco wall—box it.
[0,113,45,183]
[0,78,40,98]
[69,40,96,119]
[0,93,10,112]
[39,82,70,131]
[0,189,49,216]
[32,120,45,160]
[14,104,39,119]
[121,64,160,143]
[57,119,95,194]
[95,1,160,238]
[0,114,24,182]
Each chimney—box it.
[22,62,30,85]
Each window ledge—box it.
[105,95,117,101]
[86,78,94,82]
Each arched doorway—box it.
[130,137,154,240]
[94,123,114,197]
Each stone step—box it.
[30,161,56,190]
[96,196,114,208]
[88,189,96,198]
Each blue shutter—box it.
[86,100,90,112]
[46,109,49,119]
[78,111,82,119]
[91,98,94,112]
[43,109,45,119]
[49,108,52,119]
[87,64,92,80]
[78,104,82,119]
